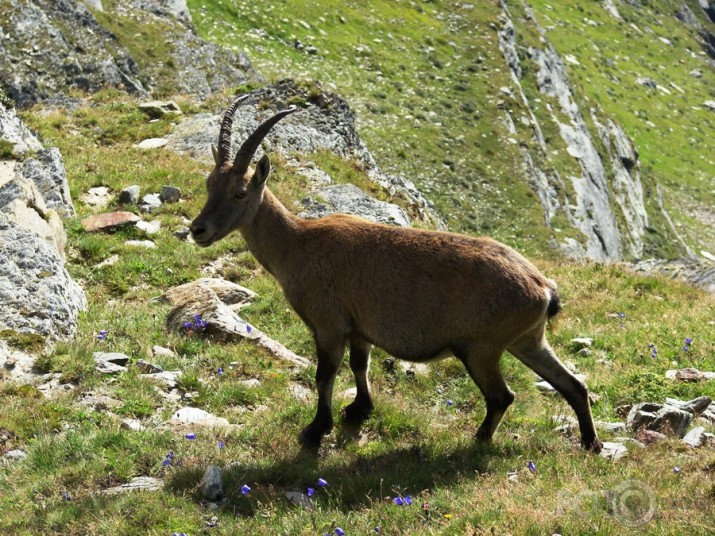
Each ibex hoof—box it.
[342,401,373,424]
[298,425,327,449]
[583,437,603,453]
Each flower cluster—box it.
[184,314,208,333]
[648,343,658,358]
[393,495,412,506]
[96,330,108,341]
[162,451,174,467]
[682,337,693,352]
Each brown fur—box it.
[190,102,602,452]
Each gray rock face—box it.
[201,465,224,501]
[299,184,411,227]
[0,213,86,341]
[118,185,141,205]
[626,399,707,438]
[0,106,43,156]
[0,0,146,107]
[16,148,75,218]
[166,80,443,228]
[628,257,715,294]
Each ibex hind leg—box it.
[458,345,515,442]
[342,335,374,424]
[508,335,602,452]
[299,334,345,448]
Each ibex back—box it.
[190,96,602,452]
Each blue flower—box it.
[528,460,536,472]
[162,458,172,467]
[241,484,251,495]
[307,487,315,497]
[393,496,403,506]
[685,338,693,345]
[246,324,252,333]
[62,491,71,501]
[218,440,224,449]
[674,466,681,474]
[335,528,345,536]
[317,478,328,487]
[97,330,108,340]
[217,367,223,375]
[183,321,192,330]
[403,495,412,505]
[619,312,625,318]
[447,399,454,406]
[185,432,196,440]
[374,529,381,533]
[648,344,658,358]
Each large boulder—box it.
[0,213,86,341]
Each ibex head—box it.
[190,95,297,247]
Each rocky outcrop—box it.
[167,80,444,229]
[0,0,260,107]
[498,2,657,261]
[628,256,715,294]
[0,103,86,343]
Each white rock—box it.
[239,378,261,388]
[289,383,313,401]
[285,491,313,508]
[2,449,27,462]
[136,220,161,234]
[133,138,168,150]
[599,441,628,460]
[171,407,229,427]
[121,418,145,431]
[125,239,156,248]
[103,476,163,494]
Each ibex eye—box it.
[236,191,247,200]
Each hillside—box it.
[1,1,714,535]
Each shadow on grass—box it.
[165,425,522,516]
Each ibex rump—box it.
[190,96,602,452]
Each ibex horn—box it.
[216,94,251,168]
[233,106,298,175]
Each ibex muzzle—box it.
[191,96,603,453]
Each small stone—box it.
[570,337,593,350]
[704,100,715,111]
[136,220,161,235]
[665,368,711,382]
[81,211,140,232]
[139,193,162,212]
[239,378,261,388]
[599,441,628,460]
[160,186,181,203]
[93,352,130,374]
[289,383,313,401]
[93,254,120,269]
[285,491,313,508]
[634,429,667,446]
[138,100,182,119]
[171,407,229,427]
[125,240,156,248]
[133,138,168,150]
[81,186,112,207]
[682,427,714,448]
[173,227,191,241]
[103,476,163,494]
[201,465,224,501]
[2,449,27,462]
[142,370,182,390]
[118,185,140,204]
[136,359,163,374]
[152,346,176,358]
[690,69,703,78]
[121,418,145,432]
[596,421,626,433]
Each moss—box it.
[0,330,46,353]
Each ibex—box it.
[190,95,602,452]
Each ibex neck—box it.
[238,188,300,278]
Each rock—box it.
[633,429,667,446]
[627,402,693,438]
[704,100,715,111]
[79,392,122,410]
[628,257,715,294]
[118,185,141,205]
[141,370,183,389]
[160,185,181,203]
[201,465,224,501]
[570,337,593,350]
[690,69,703,77]
[299,184,411,227]
[103,476,163,495]
[665,368,715,382]
[0,106,43,156]
[239,378,261,388]
[285,491,313,509]
[16,148,75,218]
[599,441,628,460]
[152,345,176,358]
[637,77,658,89]
[682,426,714,448]
[136,220,161,235]
[596,421,626,433]
[138,100,182,119]
[125,239,156,248]
[162,278,257,308]
[136,359,163,374]
[2,449,27,462]
[665,396,712,415]
[173,227,191,241]
[170,407,229,427]
[93,254,120,269]
[289,383,313,401]
[121,418,145,431]
[139,193,162,212]
[94,352,130,374]
[0,214,87,342]
[1,169,68,258]
[165,80,443,229]
[81,186,112,208]
[133,138,168,150]
[82,211,141,232]
[164,283,309,368]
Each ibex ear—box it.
[254,154,271,186]
[211,144,220,166]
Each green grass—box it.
[2,1,715,534]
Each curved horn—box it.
[216,94,251,167]
[233,107,298,174]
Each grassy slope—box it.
[0,1,714,535]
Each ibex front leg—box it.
[299,333,346,448]
[343,335,374,423]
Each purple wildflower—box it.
[218,440,224,449]
[62,491,71,501]
[335,528,345,536]
[241,484,251,495]
[393,496,404,506]
[447,399,454,406]
[217,367,223,375]
[96,330,108,340]
[648,344,657,358]
[404,495,412,505]
[674,466,681,474]
[246,324,252,333]
[685,338,693,345]
[528,460,536,472]
[307,487,315,497]
[317,478,328,487]
[185,432,196,440]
